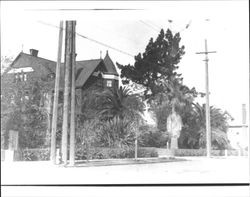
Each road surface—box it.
[1,156,249,185]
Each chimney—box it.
[30,49,39,57]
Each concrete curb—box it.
[62,157,187,167]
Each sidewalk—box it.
[1,156,249,185]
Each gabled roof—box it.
[103,51,119,76]
[3,52,56,76]
[3,51,119,88]
[75,59,102,87]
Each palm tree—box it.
[97,86,145,121]
[193,103,230,149]
[94,86,145,148]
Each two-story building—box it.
[2,48,119,104]
[1,49,119,131]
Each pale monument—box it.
[166,111,182,150]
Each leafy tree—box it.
[117,28,200,138]
[1,66,53,149]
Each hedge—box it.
[12,147,158,161]
[14,148,50,161]
[8,147,247,161]
[75,147,158,160]
[173,149,247,157]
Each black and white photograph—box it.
[1,1,249,196]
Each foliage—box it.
[117,29,185,100]
[1,56,14,74]
[174,149,225,157]
[75,118,102,159]
[75,146,158,160]
[75,86,146,149]
[1,65,53,149]
[96,117,136,148]
[179,103,231,149]
[116,28,200,137]
[149,77,197,131]
[77,87,102,121]
[138,125,167,148]
[15,148,50,161]
[76,116,136,149]
[96,86,145,121]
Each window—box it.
[107,80,112,87]
[14,73,27,82]
[24,73,27,81]
[14,74,19,82]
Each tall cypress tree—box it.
[117,29,185,101]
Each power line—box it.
[37,20,180,72]
[139,20,160,33]
[75,32,134,57]
[37,20,134,57]
[146,20,162,31]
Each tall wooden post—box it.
[69,21,76,166]
[196,39,216,158]
[51,21,64,164]
[62,21,73,165]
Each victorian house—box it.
[1,49,119,119]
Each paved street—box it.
[1,156,249,185]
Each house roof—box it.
[3,52,56,76]
[3,51,119,88]
[75,59,102,87]
[103,51,119,76]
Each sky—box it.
[1,1,249,125]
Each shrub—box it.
[138,125,167,148]
[75,146,158,160]
[174,149,226,157]
[15,148,50,161]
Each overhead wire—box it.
[139,20,160,33]
[144,20,162,31]
[37,20,134,57]
[37,20,182,73]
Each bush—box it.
[75,146,158,160]
[138,148,158,157]
[15,148,50,161]
[139,129,167,148]
[174,149,228,157]
[174,149,205,157]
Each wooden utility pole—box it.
[196,39,216,158]
[62,21,73,165]
[51,21,64,164]
[69,21,76,166]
